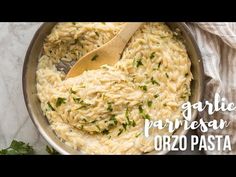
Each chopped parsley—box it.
[109,115,117,125]
[47,102,55,111]
[107,102,113,112]
[150,52,155,59]
[101,129,109,135]
[80,101,91,106]
[91,54,99,61]
[0,140,61,155]
[135,132,142,138]
[180,92,190,99]
[153,61,162,70]
[46,145,59,155]
[134,58,143,67]
[101,22,106,25]
[138,105,151,120]
[91,120,97,124]
[124,108,136,128]
[160,36,168,39]
[76,105,87,110]
[154,94,159,98]
[96,125,101,131]
[151,77,160,85]
[117,129,123,136]
[0,140,34,155]
[73,97,81,103]
[95,31,99,37]
[125,108,131,124]
[56,97,66,107]
[143,114,151,120]
[139,85,147,92]
[73,39,83,47]
[138,105,144,114]
[131,120,136,127]
[122,123,127,130]
[82,118,88,122]
[147,100,152,107]
[80,125,84,130]
[165,73,169,78]
[70,88,77,94]
[73,98,90,108]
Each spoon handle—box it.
[110,22,143,47]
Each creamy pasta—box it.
[36,22,192,154]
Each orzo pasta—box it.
[36,22,192,154]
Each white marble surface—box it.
[0,22,48,153]
[0,22,202,155]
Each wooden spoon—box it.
[66,22,142,79]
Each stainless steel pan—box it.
[23,22,204,154]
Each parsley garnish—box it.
[153,62,162,70]
[154,94,159,98]
[158,61,162,68]
[91,120,97,124]
[135,132,142,138]
[134,58,143,67]
[0,140,34,155]
[47,102,55,111]
[91,54,99,61]
[131,120,136,127]
[125,108,136,128]
[151,77,160,85]
[82,118,88,122]
[101,129,109,135]
[180,92,190,99]
[117,129,123,136]
[125,108,131,124]
[56,97,66,107]
[107,102,113,112]
[73,97,81,103]
[147,100,152,107]
[70,88,77,94]
[80,125,84,130]
[96,125,101,131]
[139,85,147,92]
[109,115,117,125]
[138,105,144,114]
[75,99,91,110]
[138,105,151,120]
[46,145,59,155]
[95,31,99,37]
[122,123,127,130]
[165,73,169,78]
[150,52,155,59]
[73,39,83,47]
[160,36,168,39]
[143,114,151,120]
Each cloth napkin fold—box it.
[187,23,236,154]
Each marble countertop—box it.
[0,22,203,155]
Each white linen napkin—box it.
[187,23,236,154]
